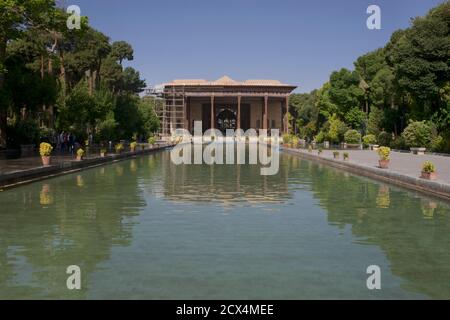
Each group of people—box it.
[56,131,77,153]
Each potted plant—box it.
[39,142,53,166]
[308,145,313,153]
[378,146,390,169]
[343,152,349,161]
[333,151,340,159]
[115,143,124,154]
[100,148,107,157]
[421,161,437,180]
[318,147,323,156]
[363,134,378,150]
[130,141,138,152]
[282,134,291,147]
[76,148,85,161]
[148,136,156,147]
[140,144,145,151]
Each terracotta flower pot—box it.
[41,156,51,166]
[379,159,390,169]
[421,171,437,180]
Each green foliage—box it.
[343,152,349,160]
[378,147,391,161]
[77,148,85,157]
[345,107,367,130]
[390,136,407,150]
[422,161,436,173]
[148,136,156,145]
[328,114,348,143]
[401,121,434,148]
[39,142,53,157]
[363,134,377,147]
[282,133,292,144]
[344,129,361,144]
[328,68,365,118]
[333,151,340,158]
[6,118,41,147]
[110,41,134,65]
[378,131,392,147]
[367,107,384,136]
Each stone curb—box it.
[0,145,172,190]
[283,147,450,202]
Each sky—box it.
[65,0,444,93]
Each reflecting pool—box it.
[0,150,450,299]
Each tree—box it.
[328,68,365,118]
[110,41,134,65]
[120,67,146,94]
[386,2,450,115]
[0,0,56,146]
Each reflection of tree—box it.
[307,163,450,299]
[0,158,147,299]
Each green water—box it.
[1,150,450,299]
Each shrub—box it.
[390,136,407,150]
[422,161,436,173]
[115,143,124,153]
[328,115,348,143]
[318,147,323,154]
[333,151,340,158]
[130,141,138,150]
[148,136,156,145]
[402,121,434,148]
[100,148,107,154]
[344,129,361,144]
[290,136,299,147]
[430,136,444,152]
[343,152,349,160]
[378,131,392,147]
[315,131,327,143]
[39,142,53,157]
[362,134,377,147]
[308,145,313,152]
[378,146,390,161]
[77,148,85,157]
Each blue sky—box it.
[67,0,444,92]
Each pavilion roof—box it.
[165,75,295,88]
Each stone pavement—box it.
[309,149,450,184]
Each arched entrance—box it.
[216,107,237,133]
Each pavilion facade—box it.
[157,76,297,137]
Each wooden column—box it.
[210,95,215,129]
[284,96,289,134]
[183,96,188,131]
[264,94,268,130]
[237,94,241,130]
[186,97,191,133]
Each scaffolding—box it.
[160,86,186,137]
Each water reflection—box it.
[0,150,449,299]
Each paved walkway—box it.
[0,154,103,175]
[305,149,450,184]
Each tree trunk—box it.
[0,37,7,147]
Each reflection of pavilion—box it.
[156,76,297,136]
[156,151,291,205]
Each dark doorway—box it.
[216,107,237,133]
[202,104,211,133]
